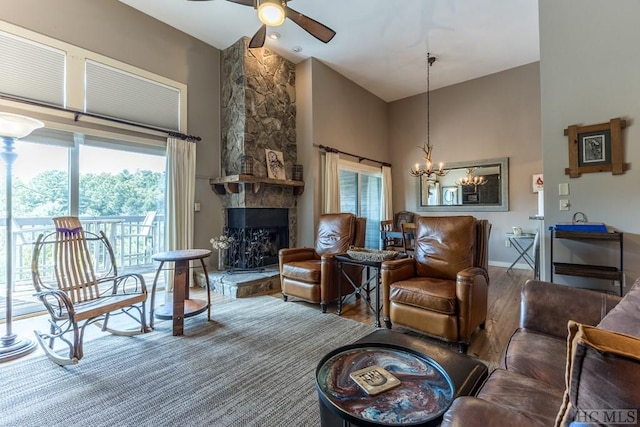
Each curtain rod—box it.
[315,144,391,167]
[0,94,201,142]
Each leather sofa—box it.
[279,213,365,313]
[442,279,640,427]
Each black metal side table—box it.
[335,253,406,328]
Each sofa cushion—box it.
[389,277,456,314]
[555,321,640,427]
[442,396,548,427]
[475,369,564,427]
[500,329,567,390]
[597,277,640,337]
[281,260,321,283]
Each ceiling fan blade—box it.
[248,24,267,48]
[225,0,254,6]
[285,6,336,43]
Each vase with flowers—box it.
[210,235,233,271]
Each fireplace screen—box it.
[225,208,289,270]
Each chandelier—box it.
[457,168,487,189]
[409,53,448,178]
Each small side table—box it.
[506,232,536,272]
[149,249,212,336]
[335,253,407,328]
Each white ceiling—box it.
[119,0,540,102]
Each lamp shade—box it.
[0,113,44,139]
[258,0,286,26]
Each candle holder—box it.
[240,155,254,175]
[293,164,303,181]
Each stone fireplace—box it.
[215,37,299,269]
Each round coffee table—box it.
[316,343,455,426]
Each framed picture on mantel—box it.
[265,149,286,180]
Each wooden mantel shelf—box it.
[209,175,305,196]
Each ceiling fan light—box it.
[258,0,285,26]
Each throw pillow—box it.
[555,321,640,427]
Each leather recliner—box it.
[279,213,366,312]
[381,215,491,353]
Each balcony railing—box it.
[0,215,165,319]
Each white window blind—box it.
[85,60,180,130]
[25,127,75,148]
[0,31,65,106]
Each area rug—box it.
[0,296,375,427]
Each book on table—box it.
[349,365,401,395]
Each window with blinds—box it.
[0,25,185,133]
[339,161,383,249]
[85,60,181,131]
[0,31,65,107]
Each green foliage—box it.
[11,169,164,217]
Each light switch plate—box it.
[560,199,570,211]
[559,183,569,196]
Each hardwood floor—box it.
[263,265,533,364]
[10,265,532,364]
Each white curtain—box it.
[381,165,393,221]
[164,136,196,291]
[323,151,341,213]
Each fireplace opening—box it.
[225,208,289,270]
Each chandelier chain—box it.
[409,52,447,178]
[427,52,430,146]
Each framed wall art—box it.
[265,148,286,180]
[442,186,459,206]
[564,118,630,177]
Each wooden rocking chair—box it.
[31,217,149,365]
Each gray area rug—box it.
[0,296,375,427]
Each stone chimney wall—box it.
[220,37,297,209]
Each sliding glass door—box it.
[339,160,382,249]
[1,130,166,318]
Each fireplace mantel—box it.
[209,175,305,196]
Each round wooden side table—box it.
[149,249,212,336]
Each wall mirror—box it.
[417,157,509,212]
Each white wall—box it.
[296,58,389,247]
[539,0,640,291]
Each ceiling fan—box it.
[188,0,336,49]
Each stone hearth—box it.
[195,266,281,299]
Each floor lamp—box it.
[0,112,44,362]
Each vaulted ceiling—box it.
[119,0,539,102]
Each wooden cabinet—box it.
[549,228,623,296]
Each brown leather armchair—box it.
[381,215,491,353]
[279,213,366,312]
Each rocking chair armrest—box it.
[98,273,147,295]
[34,288,76,317]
